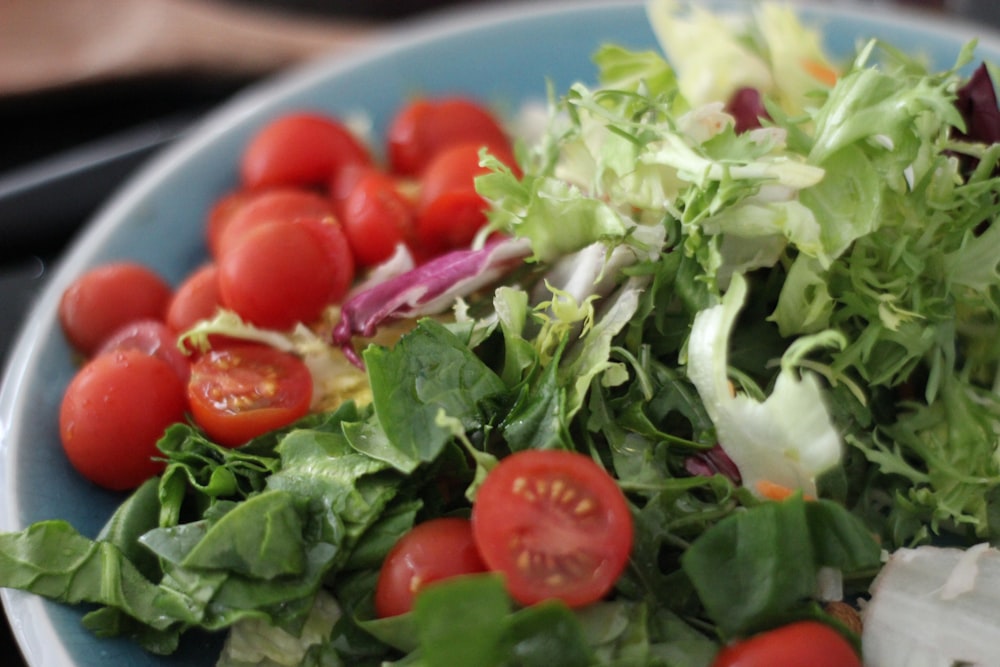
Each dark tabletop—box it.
[2,0,998,665]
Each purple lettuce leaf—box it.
[954,62,1000,146]
[331,237,532,366]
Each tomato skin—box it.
[240,112,371,190]
[471,449,633,608]
[205,190,254,258]
[187,344,312,447]
[415,141,515,254]
[340,168,416,266]
[166,263,223,333]
[217,218,349,330]
[96,319,191,383]
[59,262,173,356]
[374,518,488,618]
[387,97,512,176]
[711,621,861,667]
[213,188,335,259]
[59,349,188,490]
[295,217,355,304]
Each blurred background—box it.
[1,0,999,664]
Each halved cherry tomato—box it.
[415,141,515,254]
[217,217,352,330]
[711,621,861,667]
[240,112,372,190]
[166,263,223,334]
[339,168,416,266]
[59,262,173,356]
[374,517,488,618]
[387,97,512,176]
[212,188,335,259]
[187,344,312,447]
[60,349,188,490]
[471,449,633,608]
[96,319,191,383]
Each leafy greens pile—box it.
[4,1,1000,665]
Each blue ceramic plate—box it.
[2,1,999,665]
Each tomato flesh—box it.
[374,517,488,618]
[471,449,633,608]
[187,344,312,447]
[60,349,188,490]
[711,621,861,667]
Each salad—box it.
[4,0,1000,665]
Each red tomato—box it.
[96,319,191,383]
[415,141,516,254]
[387,97,512,176]
[59,349,188,490]
[166,263,223,333]
[205,190,254,258]
[59,262,173,356]
[339,168,416,266]
[187,344,312,447]
[374,518,488,618]
[240,112,372,190]
[217,217,352,330]
[471,449,633,608]
[213,188,335,259]
[295,216,355,303]
[711,621,861,667]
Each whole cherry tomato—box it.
[60,349,188,490]
[711,621,861,667]
[240,112,371,190]
[59,262,172,356]
[374,517,488,618]
[387,96,512,176]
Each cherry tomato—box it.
[374,518,488,618]
[59,262,173,356]
[217,217,352,330]
[295,216,355,303]
[339,168,416,266]
[711,621,861,667]
[212,188,335,259]
[471,449,633,608]
[414,142,510,254]
[59,349,188,490]
[240,112,371,190]
[187,344,312,447]
[387,97,512,176]
[166,263,223,333]
[205,189,254,258]
[96,319,191,383]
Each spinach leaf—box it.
[364,319,508,464]
[681,495,881,638]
